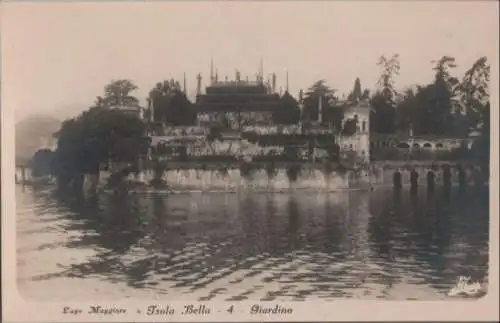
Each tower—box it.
[285,69,289,92]
[196,73,202,96]
[210,58,214,83]
[340,99,371,163]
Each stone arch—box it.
[397,142,410,149]
[436,142,444,149]
[413,143,420,148]
[423,143,432,148]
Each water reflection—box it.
[17,185,489,300]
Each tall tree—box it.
[101,79,140,107]
[459,57,490,165]
[370,54,400,134]
[395,87,418,133]
[377,54,400,103]
[459,56,490,131]
[347,77,362,102]
[167,91,197,126]
[272,91,301,125]
[424,56,460,135]
[302,80,342,126]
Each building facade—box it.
[337,99,371,163]
[194,77,281,130]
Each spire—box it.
[210,58,214,83]
[215,68,219,82]
[196,73,202,96]
[285,69,289,92]
[272,72,277,93]
[259,57,264,83]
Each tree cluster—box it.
[302,80,345,130]
[371,55,489,138]
[148,80,197,126]
[52,80,147,191]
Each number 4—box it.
[227,305,234,314]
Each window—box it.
[362,121,366,132]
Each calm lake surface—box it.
[16,185,489,301]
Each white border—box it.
[2,1,499,321]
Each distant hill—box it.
[15,115,61,165]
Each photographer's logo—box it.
[448,276,482,297]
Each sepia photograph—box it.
[1,1,499,321]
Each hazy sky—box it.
[2,1,498,121]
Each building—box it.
[194,71,281,131]
[337,99,371,163]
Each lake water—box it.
[16,184,489,301]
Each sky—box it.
[2,1,498,122]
